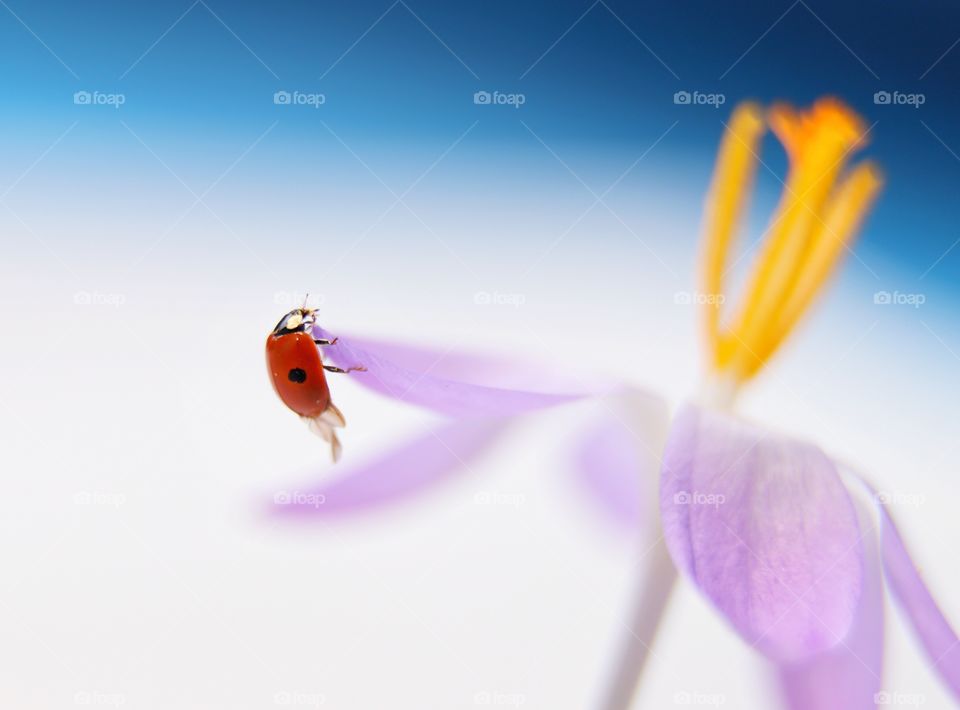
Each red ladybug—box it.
[265,307,365,461]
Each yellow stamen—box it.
[701,98,882,388]
[744,162,883,377]
[700,102,765,367]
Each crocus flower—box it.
[657,98,960,709]
[268,98,959,710]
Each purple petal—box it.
[575,418,647,529]
[777,496,884,709]
[878,493,960,697]
[659,405,863,661]
[271,418,508,519]
[313,328,594,418]
[315,335,536,385]
[573,389,669,532]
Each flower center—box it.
[700,98,882,396]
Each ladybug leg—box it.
[323,364,367,374]
[314,337,338,346]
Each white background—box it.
[0,164,957,709]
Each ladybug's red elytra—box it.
[265,307,365,461]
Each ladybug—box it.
[266,307,365,461]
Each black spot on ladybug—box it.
[288,368,307,384]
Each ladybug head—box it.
[272,307,317,336]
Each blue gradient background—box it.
[3,0,960,280]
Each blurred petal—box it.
[573,389,669,532]
[878,494,960,697]
[575,418,646,529]
[777,495,884,709]
[314,328,593,418]
[271,418,508,519]
[659,405,863,661]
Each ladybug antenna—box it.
[302,293,310,310]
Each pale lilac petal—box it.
[659,405,863,661]
[314,328,593,418]
[575,418,646,529]
[317,335,541,386]
[271,418,508,519]
[878,495,960,697]
[777,496,884,709]
[573,389,669,532]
